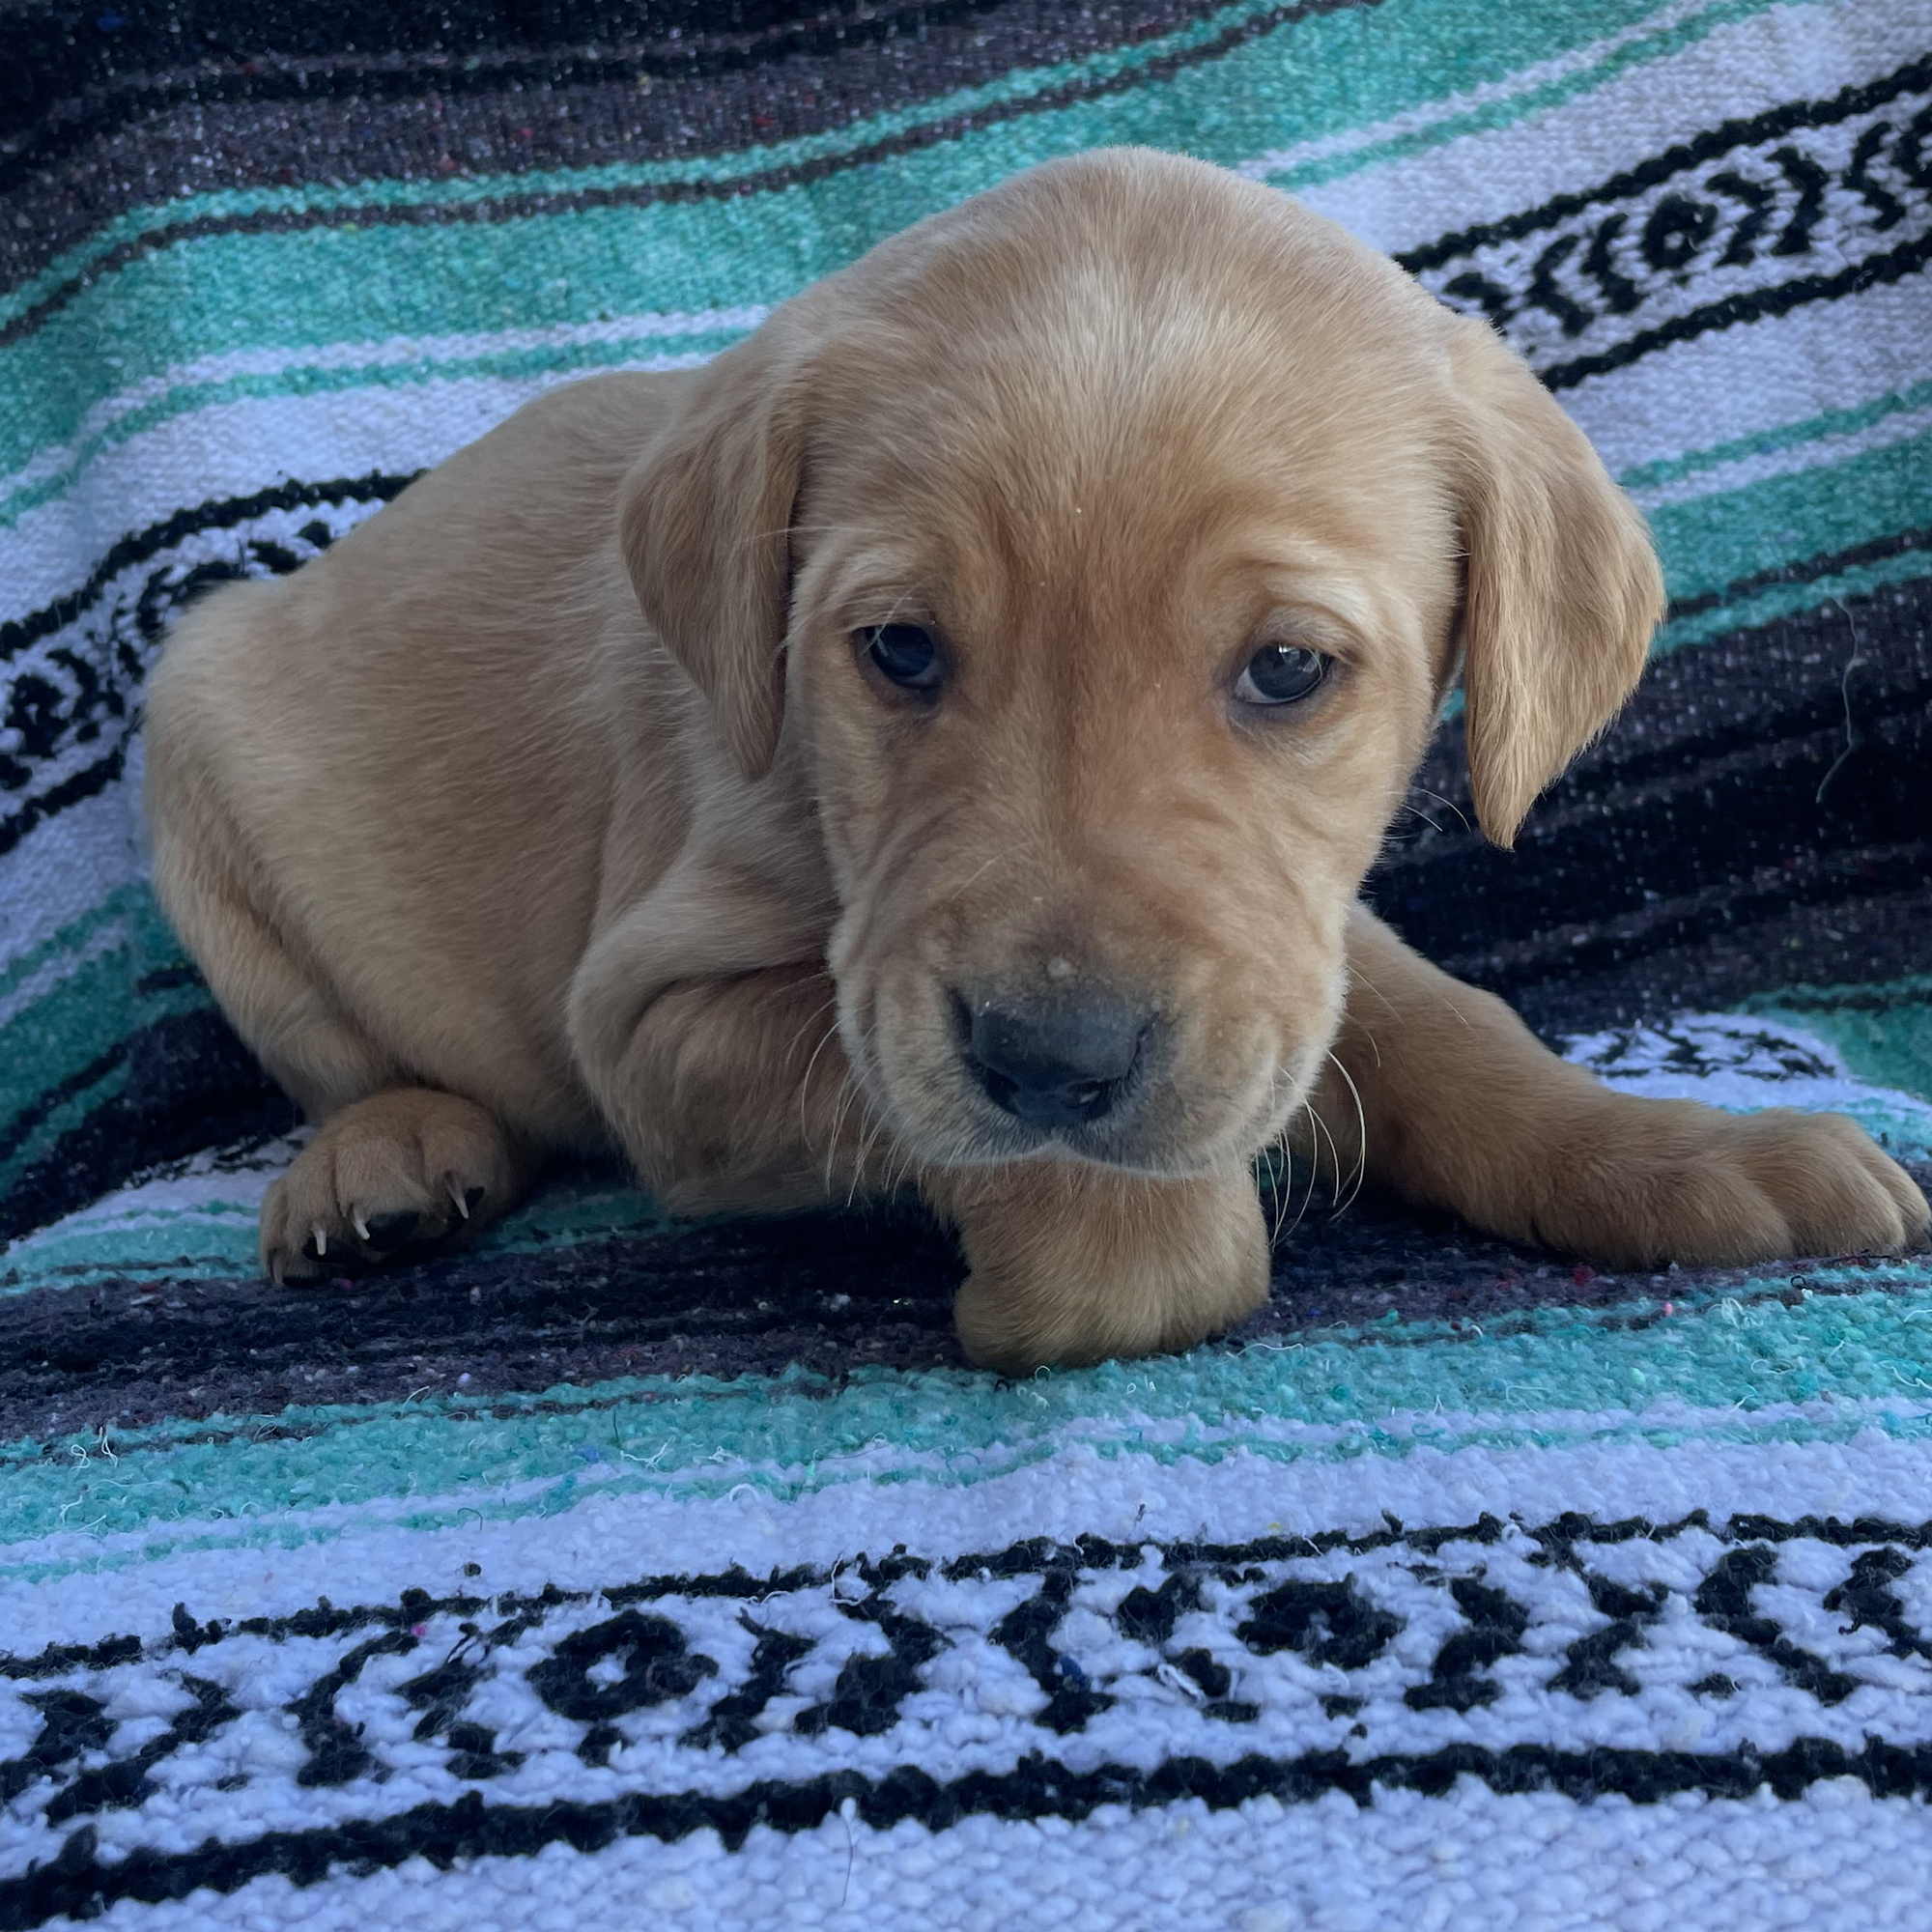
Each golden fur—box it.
[144,150,1929,1371]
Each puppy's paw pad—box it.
[362,1209,421,1251]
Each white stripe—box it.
[10,1416,1932,1650]
[1281,0,1905,252]
[0,772,144,974]
[85,1780,1932,1932]
[10,1429,1932,1921]
[0,306,764,523]
[1565,272,1932,480]
[1564,1013,1932,1147]
[0,890,136,1031]
[1626,398,1932,509]
[2,370,618,618]
[1241,0,1750,190]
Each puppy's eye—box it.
[861,624,941,692]
[1236,643,1330,707]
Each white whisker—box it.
[1325,1051,1370,1218]
[798,1018,843,1144]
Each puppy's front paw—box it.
[930,1162,1268,1374]
[1545,1102,1928,1270]
[262,1089,517,1284]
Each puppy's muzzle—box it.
[957,991,1151,1130]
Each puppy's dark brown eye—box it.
[861,623,941,693]
[1236,643,1329,707]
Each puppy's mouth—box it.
[846,976,1297,1177]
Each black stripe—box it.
[1666,525,1932,622]
[0,1008,297,1246]
[3,1738,1927,1927]
[10,1509,1930,1677]
[0,0,1372,348]
[0,470,415,665]
[0,1041,127,1168]
[1372,570,1932,1030]
[1395,55,1932,273]
[0,0,1225,213]
[0,732,127,863]
[1434,842,1932,1002]
[0,0,1012,165]
[1539,225,1932,393]
[2,1133,1922,1443]
[1768,983,1932,1015]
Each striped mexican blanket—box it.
[4,2,1931,1927]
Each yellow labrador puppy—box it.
[145,148,1928,1371]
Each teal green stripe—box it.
[0,0,1738,484]
[0,896,200,1124]
[1261,0,1774,192]
[0,0,1705,335]
[14,1400,1932,1592]
[0,328,750,534]
[1651,431,1932,606]
[0,894,207,1199]
[1639,427,1932,662]
[6,1270,1929,1556]
[4,1205,262,1282]
[0,0,1296,337]
[1746,977,1932,1106]
[1,952,138,1145]
[0,883,147,1006]
[0,1066,131,1209]
[1621,379,1932,497]
[1656,549,1932,656]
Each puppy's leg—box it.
[578,959,894,1216]
[151,819,531,1282]
[575,956,1267,1370]
[1304,908,1930,1267]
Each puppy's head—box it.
[622,149,1662,1176]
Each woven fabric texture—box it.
[2,2,1931,1926]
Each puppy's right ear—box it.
[1447,316,1664,847]
[618,327,808,781]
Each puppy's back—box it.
[145,370,694,1137]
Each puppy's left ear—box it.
[1447,318,1664,847]
[618,324,810,781]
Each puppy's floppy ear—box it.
[1447,318,1664,846]
[618,325,808,781]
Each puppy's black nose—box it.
[963,996,1147,1128]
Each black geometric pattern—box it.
[5,1512,1932,1927]
[1401,59,1932,388]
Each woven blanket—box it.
[5,2,1932,1926]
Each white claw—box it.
[312,1225,328,1258]
[352,1212,371,1242]
[449,1179,470,1220]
